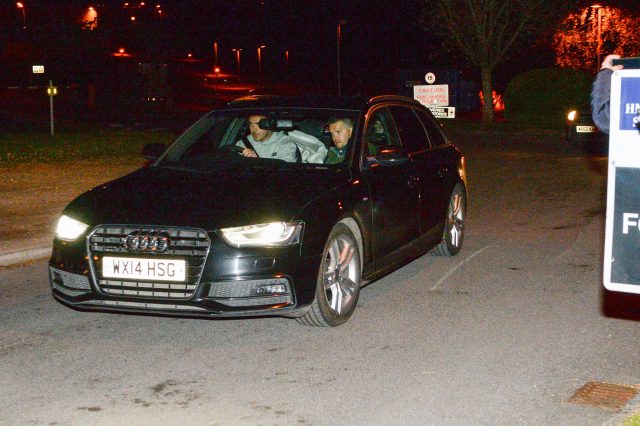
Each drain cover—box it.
[569,381,639,411]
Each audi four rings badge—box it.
[123,231,170,252]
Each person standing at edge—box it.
[591,54,625,133]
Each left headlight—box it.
[567,110,577,121]
[220,222,303,247]
[55,215,89,241]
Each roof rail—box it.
[368,94,420,105]
[227,94,276,105]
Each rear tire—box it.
[297,223,361,327]
[432,184,466,257]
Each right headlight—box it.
[219,222,303,247]
[55,215,89,241]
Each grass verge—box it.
[622,413,640,426]
[0,129,176,164]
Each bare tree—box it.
[426,0,564,124]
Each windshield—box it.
[157,108,360,171]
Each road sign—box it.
[425,72,436,84]
[32,65,44,74]
[428,106,456,119]
[603,69,640,294]
[413,84,449,107]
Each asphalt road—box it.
[1,131,640,425]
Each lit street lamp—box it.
[213,41,219,69]
[284,49,290,76]
[591,4,603,72]
[232,48,243,75]
[257,45,266,82]
[337,19,346,96]
[16,2,26,29]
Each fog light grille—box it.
[50,267,91,291]
[207,278,293,307]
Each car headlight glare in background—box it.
[567,110,577,121]
[220,222,303,247]
[55,215,89,241]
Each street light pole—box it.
[16,2,26,29]
[590,4,603,72]
[285,50,290,79]
[597,7,602,69]
[337,20,346,96]
[257,45,266,83]
[213,41,219,70]
[232,48,242,76]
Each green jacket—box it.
[325,146,347,164]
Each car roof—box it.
[225,94,423,111]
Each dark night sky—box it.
[0,0,441,91]
[0,0,638,91]
[143,0,436,90]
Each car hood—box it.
[64,164,350,230]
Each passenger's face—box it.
[248,115,272,142]
[329,120,352,149]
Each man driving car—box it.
[236,114,297,162]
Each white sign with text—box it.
[604,69,640,294]
[413,84,449,107]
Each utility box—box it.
[603,68,640,294]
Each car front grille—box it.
[88,225,210,299]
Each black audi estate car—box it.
[50,95,467,326]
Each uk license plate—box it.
[576,125,596,133]
[102,256,186,282]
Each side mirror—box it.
[365,145,408,167]
[142,143,166,161]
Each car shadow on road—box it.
[601,287,640,321]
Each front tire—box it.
[297,223,361,327]
[432,184,466,256]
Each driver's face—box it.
[248,115,272,142]
[329,120,352,149]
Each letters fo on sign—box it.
[603,70,640,293]
[608,168,640,288]
[413,84,449,107]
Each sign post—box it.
[603,69,640,293]
[46,80,57,136]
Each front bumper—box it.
[49,227,321,319]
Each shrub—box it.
[504,68,592,126]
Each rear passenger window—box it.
[415,109,448,146]
[388,106,430,154]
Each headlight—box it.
[220,222,303,247]
[567,110,577,121]
[55,215,89,241]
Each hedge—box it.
[504,68,593,126]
